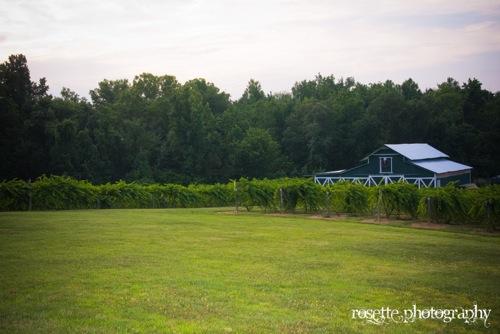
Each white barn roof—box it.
[412,159,472,174]
[385,143,449,160]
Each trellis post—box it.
[28,178,32,211]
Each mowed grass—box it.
[0,208,499,333]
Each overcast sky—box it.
[2,0,500,99]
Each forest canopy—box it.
[0,54,499,184]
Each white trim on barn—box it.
[379,157,393,173]
[314,175,438,188]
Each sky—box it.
[1,0,500,99]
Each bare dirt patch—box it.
[217,209,500,236]
[308,214,500,236]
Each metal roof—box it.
[385,143,449,160]
[316,169,346,175]
[412,158,472,174]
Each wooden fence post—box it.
[427,197,432,223]
[279,188,284,213]
[325,190,331,217]
[28,178,32,211]
[377,187,381,223]
[486,199,492,231]
[234,180,238,214]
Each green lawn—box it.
[0,208,499,333]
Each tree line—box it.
[1,54,499,184]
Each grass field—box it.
[0,208,499,333]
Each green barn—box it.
[314,143,472,188]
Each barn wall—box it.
[438,172,471,186]
[341,153,433,177]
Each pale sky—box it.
[2,0,500,99]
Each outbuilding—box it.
[314,143,472,188]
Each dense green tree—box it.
[232,128,287,178]
[239,79,265,104]
[0,54,52,179]
[0,54,499,183]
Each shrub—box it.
[469,185,500,229]
[160,184,200,208]
[97,181,151,209]
[0,179,31,211]
[190,183,233,207]
[417,185,469,224]
[275,178,323,213]
[1,175,499,228]
[236,178,278,211]
[326,182,370,215]
[31,175,97,210]
[380,182,420,219]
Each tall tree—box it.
[1,54,499,183]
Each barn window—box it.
[379,157,392,173]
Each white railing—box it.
[314,175,437,188]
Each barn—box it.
[314,143,472,188]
